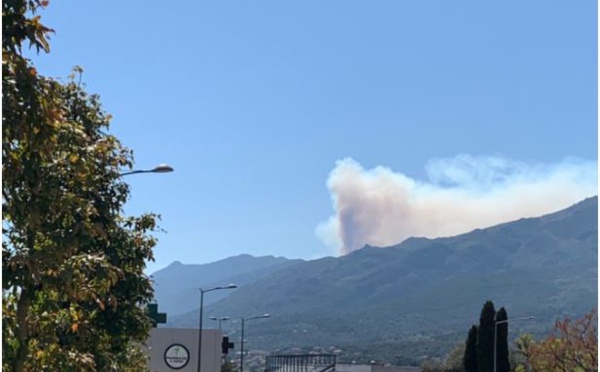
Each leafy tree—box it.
[462,325,478,372]
[442,343,463,372]
[222,360,237,372]
[3,1,158,371]
[513,333,534,372]
[420,344,463,372]
[495,307,510,372]
[476,301,496,372]
[528,309,597,372]
[420,359,445,372]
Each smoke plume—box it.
[316,155,597,255]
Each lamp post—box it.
[210,316,230,331]
[239,314,270,372]
[117,166,172,326]
[119,163,174,176]
[494,316,534,372]
[197,285,237,372]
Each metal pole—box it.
[494,316,535,372]
[197,286,237,372]
[197,290,204,372]
[240,318,245,372]
[238,315,269,372]
[119,170,149,176]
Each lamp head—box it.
[152,164,174,173]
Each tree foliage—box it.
[495,307,510,372]
[528,310,597,372]
[443,343,464,372]
[3,1,158,371]
[462,325,478,372]
[513,333,534,372]
[420,343,463,372]
[476,300,496,372]
[461,301,511,372]
[222,360,237,372]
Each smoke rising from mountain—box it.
[316,155,597,255]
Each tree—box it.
[420,359,445,372]
[528,309,597,372]
[514,333,534,372]
[419,344,463,372]
[3,1,158,370]
[495,307,510,372]
[443,343,464,372]
[222,360,237,372]
[476,301,496,372]
[463,325,478,372]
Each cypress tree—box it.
[476,301,496,372]
[462,325,478,372]
[495,307,510,372]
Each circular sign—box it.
[164,344,190,370]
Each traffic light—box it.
[221,336,234,354]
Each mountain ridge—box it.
[165,197,597,364]
[151,254,304,316]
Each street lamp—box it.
[210,316,230,331]
[119,163,174,176]
[197,285,237,372]
[117,165,172,325]
[239,314,270,372]
[494,316,534,372]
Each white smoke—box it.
[316,155,598,255]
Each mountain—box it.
[151,254,303,316]
[168,197,597,364]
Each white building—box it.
[145,328,223,372]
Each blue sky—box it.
[29,1,597,273]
